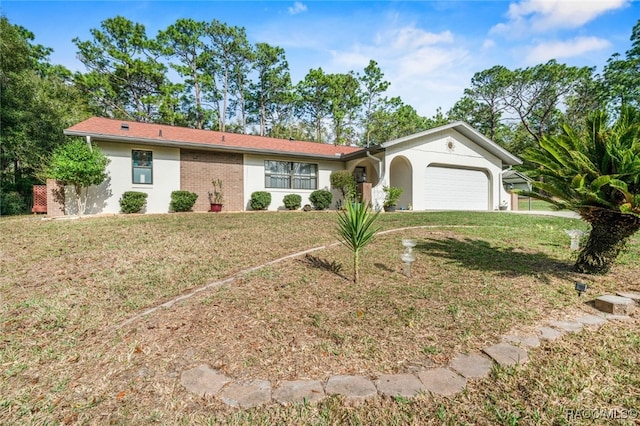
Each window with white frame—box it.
[265,160,317,190]
[132,150,153,184]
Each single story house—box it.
[55,117,521,215]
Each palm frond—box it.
[524,106,640,215]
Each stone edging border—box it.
[180,309,635,408]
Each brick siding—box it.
[46,179,65,217]
[180,149,244,212]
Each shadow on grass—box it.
[417,237,573,283]
[300,254,349,280]
[374,263,395,273]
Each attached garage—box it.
[424,165,489,210]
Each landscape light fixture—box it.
[575,281,588,296]
[401,239,417,278]
[564,229,585,251]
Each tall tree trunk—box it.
[575,208,640,274]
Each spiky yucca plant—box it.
[337,201,381,283]
[522,106,640,274]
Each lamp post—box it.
[564,229,585,251]
[401,239,417,277]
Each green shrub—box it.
[383,186,403,208]
[0,191,27,215]
[119,191,148,214]
[330,170,356,204]
[170,190,198,212]
[309,189,333,210]
[250,191,271,210]
[283,194,302,210]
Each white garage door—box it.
[425,166,489,210]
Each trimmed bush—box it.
[283,194,302,210]
[119,191,148,214]
[170,190,198,212]
[309,189,332,210]
[250,191,271,210]
[330,170,356,204]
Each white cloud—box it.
[327,25,470,116]
[491,0,629,35]
[288,2,307,15]
[525,36,612,64]
[482,39,496,50]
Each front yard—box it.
[1,211,638,424]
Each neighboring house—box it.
[56,117,521,215]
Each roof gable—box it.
[382,121,522,166]
[64,117,364,160]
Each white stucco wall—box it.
[244,154,345,210]
[379,129,508,211]
[91,141,181,214]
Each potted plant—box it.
[383,185,403,212]
[208,179,224,212]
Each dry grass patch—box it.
[1,211,638,424]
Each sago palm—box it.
[523,105,640,274]
[337,201,381,283]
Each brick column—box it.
[46,179,65,217]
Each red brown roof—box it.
[64,117,364,159]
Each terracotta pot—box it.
[210,203,223,212]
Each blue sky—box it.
[2,0,638,117]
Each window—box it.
[132,150,153,184]
[265,161,317,190]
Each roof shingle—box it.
[65,117,364,158]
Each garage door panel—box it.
[425,166,489,210]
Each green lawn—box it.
[0,211,638,425]
[517,196,556,211]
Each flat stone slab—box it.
[502,335,541,348]
[273,380,324,405]
[549,320,584,333]
[180,365,231,396]
[593,312,633,321]
[219,379,271,408]
[449,353,494,378]
[374,374,424,398]
[574,314,606,327]
[616,291,640,303]
[595,295,635,315]
[325,375,377,402]
[537,326,563,341]
[483,343,528,366]
[418,368,466,397]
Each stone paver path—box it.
[502,335,541,348]
[180,364,230,396]
[537,326,563,341]
[449,353,493,378]
[596,295,636,315]
[418,368,467,397]
[483,343,529,367]
[325,375,377,403]
[548,320,584,333]
[273,380,325,406]
[375,374,425,398]
[219,379,271,409]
